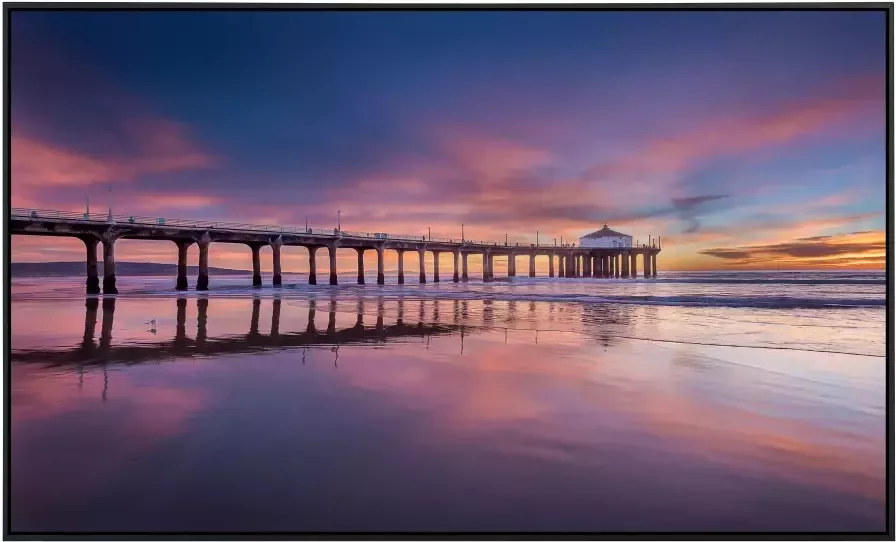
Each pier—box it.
[11,208,662,294]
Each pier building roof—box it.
[581,225,629,238]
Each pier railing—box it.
[12,208,647,249]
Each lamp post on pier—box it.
[337,210,341,232]
[106,182,114,223]
[462,224,464,243]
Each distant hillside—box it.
[11,261,260,277]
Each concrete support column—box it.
[251,244,262,287]
[433,251,441,283]
[461,252,469,281]
[397,250,405,284]
[377,246,385,285]
[616,254,621,278]
[508,253,516,277]
[175,241,190,291]
[652,253,658,277]
[484,251,492,281]
[609,255,615,278]
[308,247,318,285]
[84,237,100,295]
[630,252,637,278]
[574,255,579,277]
[197,236,210,291]
[643,252,652,278]
[549,254,555,277]
[272,239,282,286]
[558,256,565,278]
[101,235,118,295]
[622,251,630,278]
[584,254,591,277]
[568,254,575,278]
[592,255,599,278]
[529,253,536,277]
[453,251,460,282]
[356,248,366,285]
[328,244,338,285]
[418,248,426,283]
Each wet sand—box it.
[10,294,886,533]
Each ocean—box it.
[9,271,887,532]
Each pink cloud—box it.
[584,73,882,186]
[11,120,216,210]
[128,193,224,212]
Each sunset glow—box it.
[10,10,886,271]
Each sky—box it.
[10,9,888,272]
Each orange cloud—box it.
[697,230,885,269]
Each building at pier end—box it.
[578,225,632,248]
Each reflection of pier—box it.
[13,295,635,370]
[15,297,470,368]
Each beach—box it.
[9,271,887,532]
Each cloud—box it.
[10,23,217,209]
[698,230,885,267]
[129,193,224,213]
[12,120,214,186]
[671,194,729,233]
[11,127,216,210]
[581,73,882,190]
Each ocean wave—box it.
[63,284,883,310]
